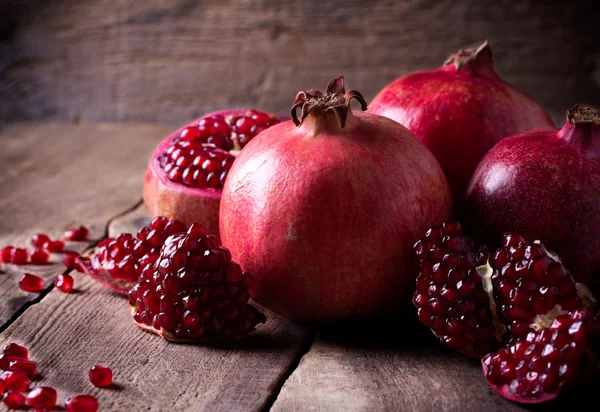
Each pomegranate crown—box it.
[567,105,600,125]
[444,40,493,70]
[291,76,367,129]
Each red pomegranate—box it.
[464,106,600,295]
[143,110,285,236]
[219,77,452,321]
[369,41,554,201]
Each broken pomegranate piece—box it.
[128,222,266,343]
[413,221,502,356]
[482,308,599,403]
[79,217,187,295]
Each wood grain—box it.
[0,122,170,327]
[271,318,599,411]
[1,0,599,126]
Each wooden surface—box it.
[1,0,599,126]
[0,122,595,411]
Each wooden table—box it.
[0,122,595,411]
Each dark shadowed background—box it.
[0,0,599,127]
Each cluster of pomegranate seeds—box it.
[63,226,89,241]
[159,110,282,189]
[492,234,581,338]
[26,387,57,408]
[129,222,266,342]
[88,216,187,286]
[483,309,599,400]
[0,343,100,411]
[19,273,45,293]
[88,365,112,387]
[413,221,500,356]
[65,394,99,412]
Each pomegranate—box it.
[483,308,599,403]
[143,110,285,236]
[128,222,266,342]
[79,216,187,295]
[369,41,554,201]
[464,106,600,294]
[220,76,452,321]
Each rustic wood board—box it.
[272,318,599,411]
[1,0,599,125]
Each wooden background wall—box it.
[0,0,599,127]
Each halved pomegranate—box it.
[143,110,286,236]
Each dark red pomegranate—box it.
[464,106,600,295]
[369,41,554,201]
[79,216,187,295]
[483,308,599,403]
[128,222,266,342]
[144,110,285,236]
[220,77,452,321]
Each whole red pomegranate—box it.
[369,41,554,201]
[143,110,285,235]
[464,106,600,295]
[219,76,452,321]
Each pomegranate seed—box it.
[63,252,81,271]
[63,226,89,241]
[8,359,36,377]
[88,365,112,387]
[65,394,99,412]
[31,249,50,265]
[3,343,28,359]
[1,371,30,391]
[44,240,64,253]
[55,274,74,293]
[0,246,14,263]
[0,380,3,394]
[31,233,51,248]
[10,248,29,264]
[26,387,57,408]
[19,273,45,293]
[2,391,26,409]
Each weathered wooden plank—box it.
[271,319,598,411]
[1,0,598,125]
[0,122,171,327]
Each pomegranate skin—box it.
[220,78,452,321]
[369,42,554,201]
[143,110,285,237]
[464,106,600,294]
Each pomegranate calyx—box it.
[443,40,500,81]
[291,76,367,129]
[567,105,600,125]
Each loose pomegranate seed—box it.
[413,221,499,356]
[65,394,99,412]
[8,359,36,377]
[31,233,51,248]
[492,235,581,338]
[26,387,57,408]
[31,249,50,265]
[63,252,82,271]
[44,240,64,253]
[2,391,26,408]
[88,365,112,387]
[19,273,45,293]
[0,246,14,263]
[55,274,74,293]
[3,343,28,359]
[10,248,29,264]
[63,226,89,241]
[128,221,266,342]
[1,370,30,391]
[483,308,599,400]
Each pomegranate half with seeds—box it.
[220,76,452,321]
[143,110,286,236]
